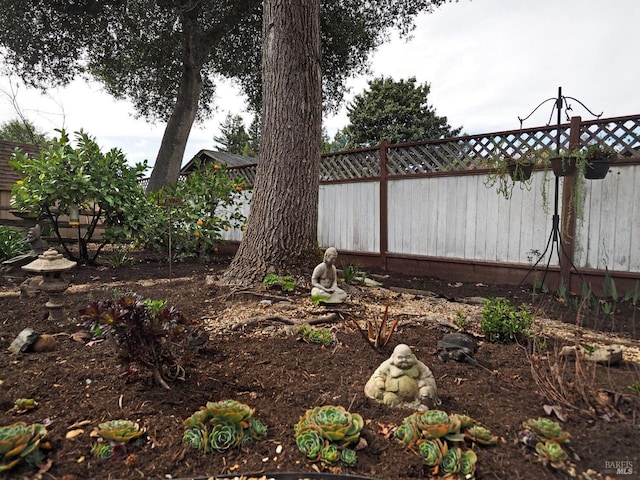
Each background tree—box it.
[322,128,350,153]
[0,119,49,145]
[222,0,322,285]
[213,113,251,155]
[0,1,451,191]
[342,76,462,147]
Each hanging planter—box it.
[582,143,616,180]
[507,159,534,182]
[584,159,611,179]
[550,156,577,177]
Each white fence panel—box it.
[387,172,556,264]
[220,192,251,242]
[575,164,640,272]
[318,182,379,252]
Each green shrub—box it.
[480,298,532,343]
[143,160,247,260]
[9,130,150,264]
[0,225,28,261]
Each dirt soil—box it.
[1,251,639,480]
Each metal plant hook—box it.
[516,87,602,290]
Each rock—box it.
[559,344,623,366]
[20,276,42,298]
[8,328,40,353]
[32,334,57,352]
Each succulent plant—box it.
[296,406,363,445]
[95,420,146,443]
[535,440,568,469]
[0,422,50,473]
[294,405,364,467]
[209,419,243,452]
[440,445,462,474]
[464,425,498,446]
[417,438,447,467]
[523,417,570,444]
[320,443,340,466]
[407,410,461,441]
[205,400,254,428]
[451,413,475,430]
[295,428,324,460]
[183,400,267,454]
[12,398,37,413]
[460,449,478,476]
[90,442,113,460]
[340,448,357,467]
[394,421,421,448]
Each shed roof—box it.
[0,140,41,190]
[180,149,256,175]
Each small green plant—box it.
[183,400,267,453]
[91,420,146,460]
[0,422,51,473]
[627,380,640,395]
[0,225,29,262]
[454,311,468,330]
[582,344,596,355]
[342,263,361,284]
[262,273,296,292]
[295,324,334,347]
[79,294,201,389]
[394,410,496,477]
[108,244,134,267]
[311,294,327,307]
[480,298,532,343]
[294,405,364,467]
[622,280,640,306]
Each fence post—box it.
[561,116,582,289]
[379,141,388,270]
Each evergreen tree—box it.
[214,113,250,154]
[343,76,462,147]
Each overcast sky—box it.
[1,0,639,170]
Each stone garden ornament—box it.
[310,247,347,304]
[365,343,441,410]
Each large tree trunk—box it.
[146,16,203,193]
[222,0,322,286]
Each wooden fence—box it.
[226,114,640,295]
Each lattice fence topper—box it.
[320,114,640,180]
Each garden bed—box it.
[1,252,639,479]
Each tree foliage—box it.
[213,113,254,156]
[9,130,150,264]
[0,119,49,145]
[0,0,452,189]
[343,76,462,147]
[143,161,248,261]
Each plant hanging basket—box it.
[507,161,534,182]
[584,159,610,179]
[550,156,577,177]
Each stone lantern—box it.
[22,249,77,323]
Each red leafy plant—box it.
[79,294,203,389]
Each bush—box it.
[480,298,532,343]
[9,130,150,264]
[79,294,203,389]
[143,160,247,260]
[0,225,28,261]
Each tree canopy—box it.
[0,0,452,190]
[0,119,49,145]
[342,76,462,147]
[213,113,257,157]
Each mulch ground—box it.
[1,250,639,480]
